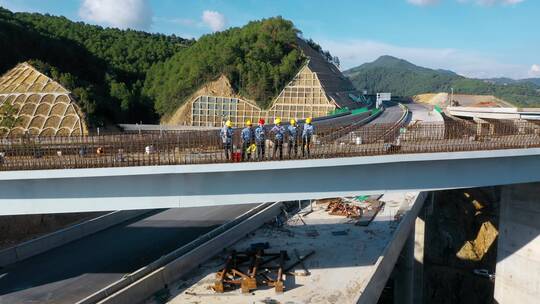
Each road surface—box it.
[0,204,255,304]
[368,102,406,125]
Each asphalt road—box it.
[0,204,255,304]
[368,102,406,125]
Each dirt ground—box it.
[0,212,104,250]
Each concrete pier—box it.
[394,228,415,304]
[495,183,540,303]
[413,211,425,304]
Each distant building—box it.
[0,62,87,136]
[175,39,366,127]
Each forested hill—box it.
[344,56,540,107]
[143,17,304,115]
[0,8,307,126]
[0,7,191,126]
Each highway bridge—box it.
[1,102,540,215]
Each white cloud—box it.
[407,0,440,6]
[79,0,153,30]
[319,38,530,79]
[530,64,540,77]
[201,10,227,32]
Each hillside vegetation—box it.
[0,8,307,126]
[144,17,304,115]
[0,7,190,126]
[345,56,540,107]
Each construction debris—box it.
[315,197,387,227]
[326,201,362,218]
[213,248,315,294]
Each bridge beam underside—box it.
[1,149,540,215]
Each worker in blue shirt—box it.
[287,119,298,158]
[241,119,254,161]
[302,117,314,157]
[220,120,234,160]
[255,118,266,160]
[271,118,285,160]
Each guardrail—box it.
[0,120,540,171]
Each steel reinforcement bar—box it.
[0,120,539,171]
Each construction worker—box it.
[302,117,314,157]
[287,119,298,158]
[271,118,285,160]
[255,118,266,160]
[241,119,255,161]
[220,120,234,160]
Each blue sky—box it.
[1,0,538,79]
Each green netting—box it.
[328,107,349,115]
[355,195,369,202]
[434,105,443,113]
[351,107,369,115]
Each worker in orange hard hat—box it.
[287,119,298,158]
[271,118,285,160]
[220,120,234,160]
[255,118,266,160]
[241,119,255,161]
[302,117,314,157]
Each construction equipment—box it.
[213,248,315,294]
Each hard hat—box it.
[258,118,265,125]
[290,119,296,125]
[225,120,232,127]
[274,118,281,125]
[306,117,312,124]
[246,119,252,126]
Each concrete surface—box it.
[0,210,150,267]
[0,204,254,304]
[495,183,540,303]
[160,192,426,304]
[448,106,540,121]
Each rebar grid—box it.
[0,120,539,171]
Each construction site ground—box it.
[153,192,421,304]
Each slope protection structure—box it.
[169,39,364,127]
[0,63,87,136]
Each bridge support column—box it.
[394,226,415,304]
[413,211,426,304]
[495,182,540,303]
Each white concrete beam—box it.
[1,148,540,215]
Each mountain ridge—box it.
[344,56,540,107]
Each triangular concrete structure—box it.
[0,62,87,136]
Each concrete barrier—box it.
[90,202,283,304]
[355,192,428,304]
[0,209,151,267]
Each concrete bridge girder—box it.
[1,148,540,215]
